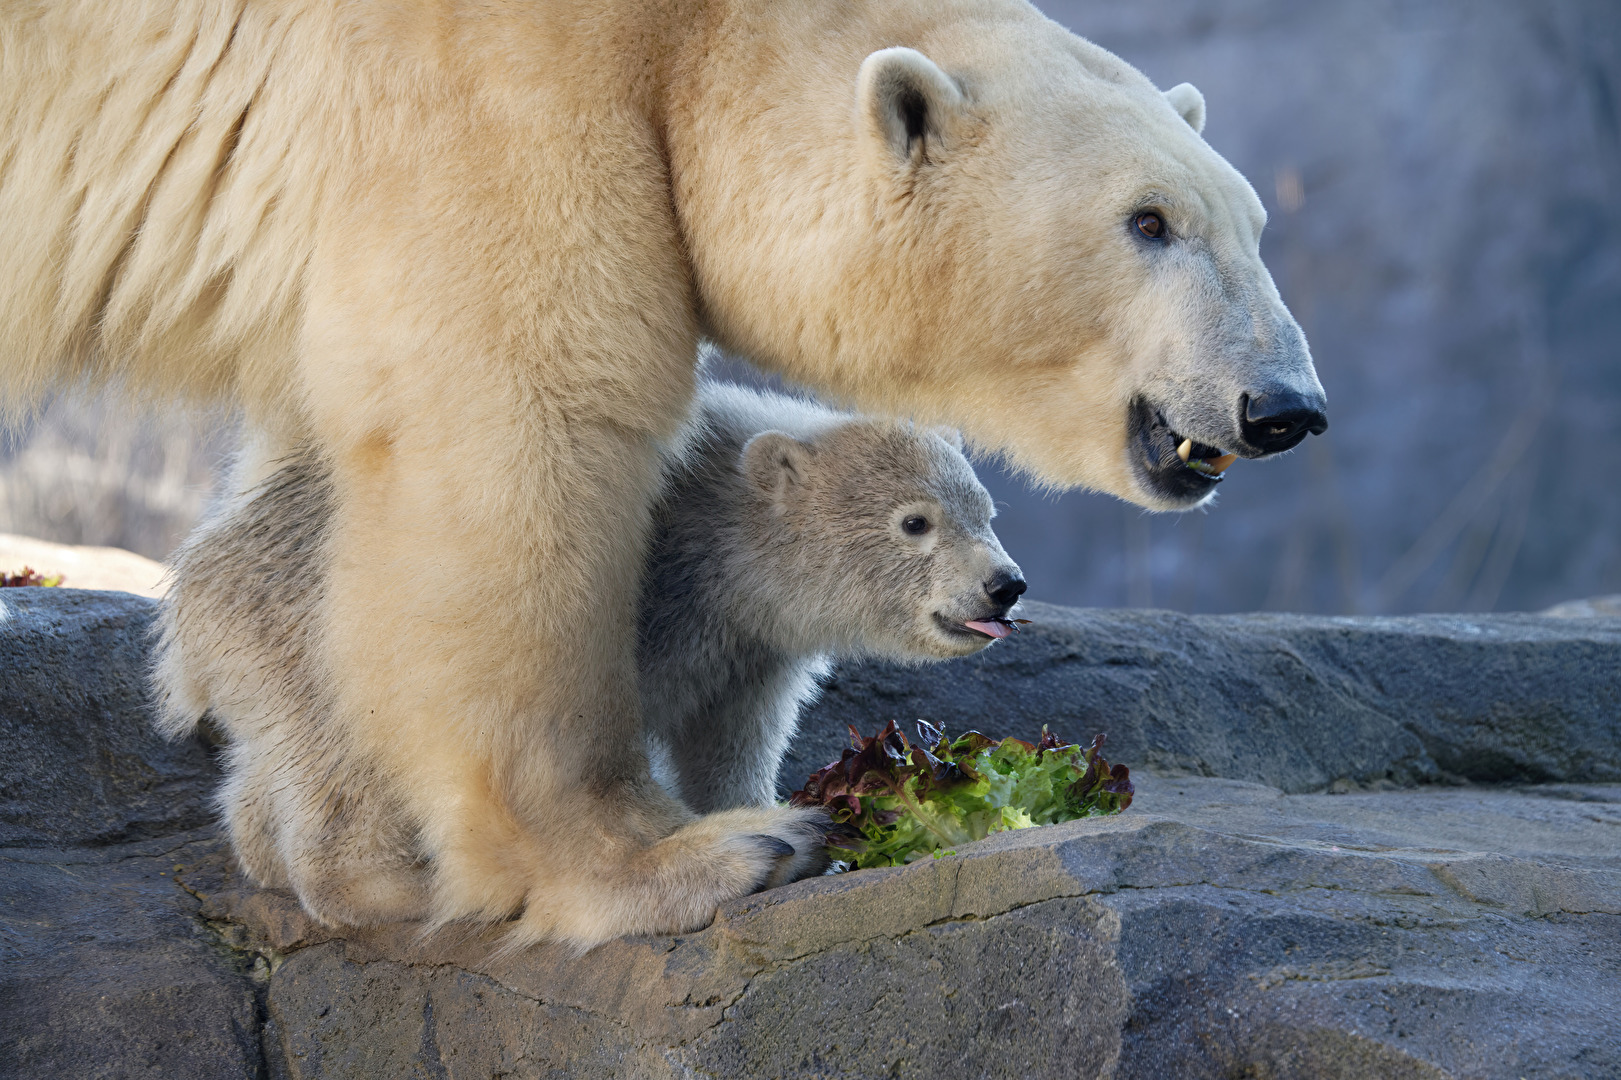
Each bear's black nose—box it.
[1239,388,1328,455]
[985,572,1027,609]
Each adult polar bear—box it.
[0,0,1325,946]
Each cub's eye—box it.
[902,515,930,535]
[1134,211,1168,241]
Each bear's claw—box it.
[753,834,797,860]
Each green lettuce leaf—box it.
[788,720,1134,870]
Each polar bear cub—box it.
[154,379,1024,924]
[641,381,1026,813]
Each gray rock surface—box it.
[0,589,259,1079]
[186,779,1621,1079]
[0,587,215,848]
[785,599,1621,796]
[2,588,1618,1079]
[1,835,263,1080]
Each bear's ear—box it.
[856,47,966,165]
[741,431,817,509]
[1163,83,1206,134]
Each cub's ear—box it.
[741,431,817,509]
[856,47,966,164]
[1163,83,1206,134]
[929,426,965,452]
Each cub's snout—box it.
[925,529,1028,657]
[948,568,1028,644]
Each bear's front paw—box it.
[656,803,831,903]
[512,804,830,949]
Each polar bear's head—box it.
[739,420,1026,661]
[671,1,1326,511]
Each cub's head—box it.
[673,1,1327,511]
[739,420,1024,661]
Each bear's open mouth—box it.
[1128,397,1236,504]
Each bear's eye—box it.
[902,515,930,535]
[1134,211,1168,241]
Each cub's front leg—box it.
[647,656,831,813]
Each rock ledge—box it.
[2,589,1618,1079]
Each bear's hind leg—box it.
[284,808,431,928]
[204,700,429,923]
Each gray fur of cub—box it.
[154,380,1022,903]
[640,381,1023,811]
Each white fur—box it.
[1163,83,1207,134]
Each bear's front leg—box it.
[280,66,828,943]
[310,403,825,945]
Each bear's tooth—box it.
[1206,453,1238,475]
[1176,438,1193,462]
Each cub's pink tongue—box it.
[964,619,1012,639]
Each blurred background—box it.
[3,0,1617,615]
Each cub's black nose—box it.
[986,572,1027,609]
[1239,389,1328,455]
